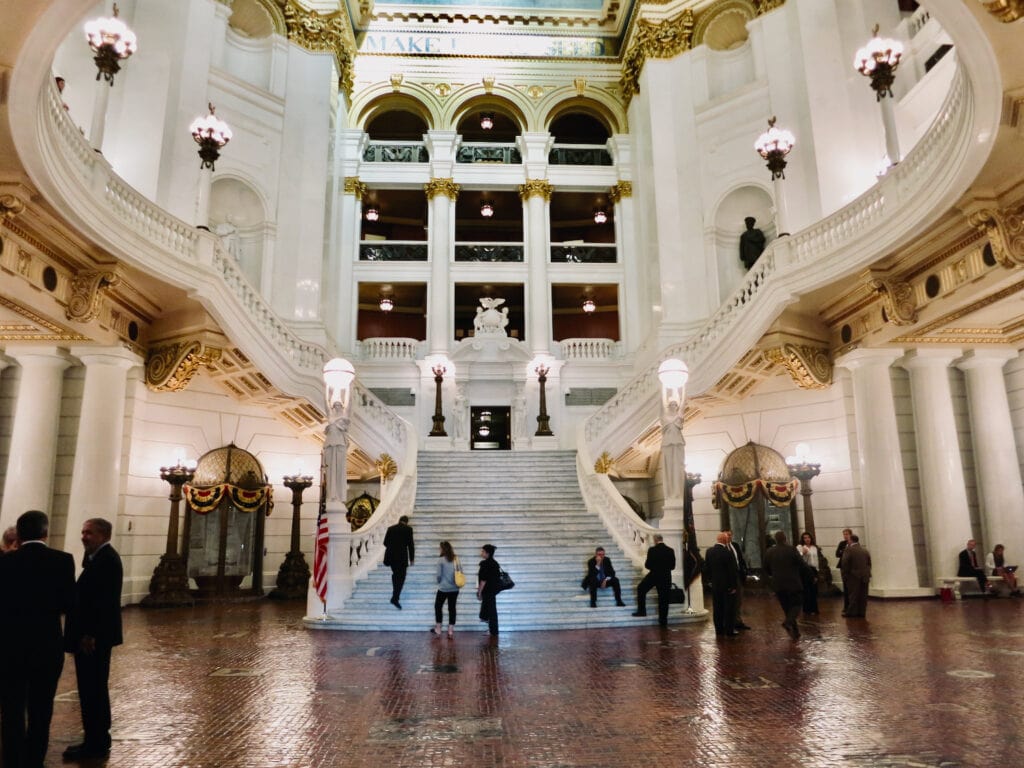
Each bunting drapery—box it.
[712,478,799,509]
[184,483,273,515]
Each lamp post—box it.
[429,363,448,437]
[84,3,137,152]
[786,446,822,541]
[534,363,553,437]
[269,473,314,600]
[189,103,232,230]
[855,24,904,168]
[141,461,195,607]
[755,117,795,236]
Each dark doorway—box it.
[471,406,511,450]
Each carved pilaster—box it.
[980,0,1024,22]
[282,0,356,97]
[869,277,918,326]
[65,270,120,323]
[518,179,553,201]
[343,177,367,200]
[145,340,223,392]
[968,203,1024,268]
[376,453,397,481]
[620,9,695,100]
[609,181,633,204]
[424,178,461,201]
[764,344,833,390]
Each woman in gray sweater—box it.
[432,541,462,638]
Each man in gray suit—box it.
[763,531,804,638]
[840,534,872,618]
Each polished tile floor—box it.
[41,592,1023,768]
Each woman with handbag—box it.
[432,541,462,638]
[477,544,501,637]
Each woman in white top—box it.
[797,532,820,615]
[985,544,1018,595]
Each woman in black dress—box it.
[477,544,500,636]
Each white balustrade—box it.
[356,338,422,361]
[559,338,620,361]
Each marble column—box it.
[836,348,926,596]
[335,175,365,348]
[956,349,1024,561]
[0,348,72,529]
[899,350,972,583]
[64,347,141,555]
[520,179,553,355]
[425,178,459,355]
[610,180,640,349]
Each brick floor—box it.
[38,592,1023,767]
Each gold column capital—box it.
[283,0,357,97]
[609,181,633,204]
[518,179,553,202]
[968,202,1024,268]
[66,269,120,323]
[343,177,367,200]
[868,276,918,326]
[424,178,461,201]
[764,343,833,390]
[145,340,223,392]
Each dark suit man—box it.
[840,535,872,617]
[957,538,988,593]
[704,533,739,637]
[64,518,123,760]
[0,510,75,768]
[383,515,415,609]
[763,531,804,638]
[724,530,751,630]
[836,528,853,612]
[632,534,675,626]
[581,547,626,607]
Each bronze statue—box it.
[739,216,766,270]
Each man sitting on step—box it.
[581,547,626,608]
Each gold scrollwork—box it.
[282,0,356,97]
[756,0,784,13]
[869,277,918,326]
[594,451,615,474]
[980,0,1024,22]
[764,344,832,390]
[609,181,633,203]
[518,179,553,202]
[376,453,397,481]
[0,194,26,220]
[145,340,223,392]
[424,178,460,201]
[343,177,367,199]
[969,204,1024,268]
[621,9,695,99]
[65,270,120,323]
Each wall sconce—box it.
[582,299,596,313]
[365,206,380,222]
[379,296,394,312]
[480,200,495,218]
[593,208,608,224]
[480,112,494,130]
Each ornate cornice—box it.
[621,9,695,100]
[869,277,918,326]
[424,178,460,201]
[145,340,223,392]
[763,344,832,390]
[282,0,356,97]
[0,194,26,220]
[980,0,1024,22]
[343,177,367,199]
[968,202,1024,267]
[376,453,397,481]
[65,269,120,323]
[609,181,632,203]
[518,179,553,201]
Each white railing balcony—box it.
[560,338,621,361]
[356,337,423,361]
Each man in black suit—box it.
[705,532,739,637]
[581,546,626,607]
[723,529,751,630]
[64,518,123,761]
[840,535,872,617]
[0,510,75,768]
[957,538,988,593]
[763,531,805,639]
[383,515,415,609]
[632,534,676,626]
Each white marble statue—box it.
[323,399,351,503]
[512,386,527,442]
[475,297,508,336]
[660,399,686,499]
[453,384,468,440]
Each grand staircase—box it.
[325,450,702,631]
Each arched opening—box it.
[365,108,430,141]
[454,103,523,142]
[713,185,775,303]
[549,112,610,144]
[209,178,269,292]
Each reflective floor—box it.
[41,592,1023,767]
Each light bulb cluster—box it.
[84,3,137,85]
[189,103,233,170]
[854,25,904,100]
[754,117,795,181]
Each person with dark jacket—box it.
[632,534,676,626]
[63,518,123,761]
[704,532,739,637]
[0,510,75,768]
[764,531,805,639]
[383,515,415,609]
[581,546,626,607]
[477,544,501,636]
[957,538,988,594]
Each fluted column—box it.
[519,179,553,354]
[336,176,365,348]
[64,347,141,555]
[0,348,72,529]
[956,349,1024,561]
[610,180,638,348]
[836,348,925,596]
[899,350,972,582]
[425,178,459,355]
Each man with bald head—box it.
[705,532,740,637]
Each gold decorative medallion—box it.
[764,344,832,390]
[621,9,695,99]
[424,178,460,201]
[343,177,367,199]
[65,270,120,323]
[518,179,553,201]
[282,0,356,97]
[869,277,918,326]
[595,451,615,474]
[375,453,397,481]
[980,0,1024,22]
[609,181,633,203]
[968,203,1024,267]
[145,340,223,392]
[482,76,495,93]
[390,73,404,92]
[0,194,26,220]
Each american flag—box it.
[312,470,328,604]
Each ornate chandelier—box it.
[84,3,137,85]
